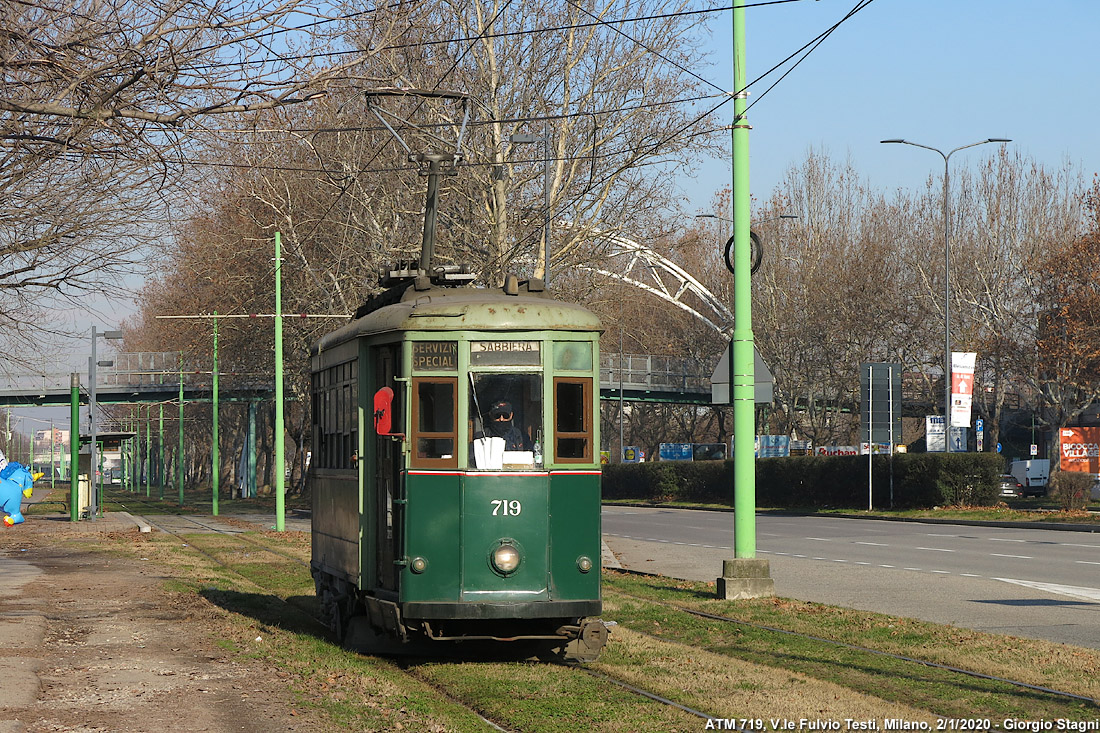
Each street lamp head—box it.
[880,139,907,144]
[986,138,1012,143]
[101,330,124,340]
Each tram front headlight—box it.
[491,542,521,575]
[410,556,428,574]
[577,556,593,573]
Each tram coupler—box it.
[561,619,612,663]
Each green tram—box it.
[309,269,609,661]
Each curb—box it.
[603,502,1100,533]
[115,511,152,533]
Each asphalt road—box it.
[602,506,1100,649]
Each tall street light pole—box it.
[880,138,1010,451]
[88,326,123,519]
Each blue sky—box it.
[686,0,1097,209]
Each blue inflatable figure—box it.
[1,461,41,527]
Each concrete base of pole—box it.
[716,558,775,600]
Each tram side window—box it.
[554,377,592,462]
[412,377,457,468]
[311,361,358,470]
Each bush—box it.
[1048,471,1093,512]
[602,452,1004,510]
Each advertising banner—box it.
[950,352,977,428]
[814,445,860,456]
[1059,427,1100,475]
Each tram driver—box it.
[484,400,533,452]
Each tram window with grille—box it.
[311,360,358,469]
[412,377,458,468]
[554,377,592,462]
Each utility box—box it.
[77,454,92,518]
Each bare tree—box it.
[332,0,721,285]
[949,150,1085,450]
[1029,180,1100,464]
[744,150,923,446]
[0,0,359,346]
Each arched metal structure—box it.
[570,226,734,337]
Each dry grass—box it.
[593,625,938,723]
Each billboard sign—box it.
[693,443,727,461]
[815,445,860,456]
[926,415,946,452]
[1060,427,1100,475]
[658,443,693,461]
[755,435,790,458]
[861,363,902,445]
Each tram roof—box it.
[313,282,601,354]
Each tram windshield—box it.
[469,373,542,470]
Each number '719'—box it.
[491,500,522,516]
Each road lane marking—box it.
[805,537,832,541]
[916,547,955,552]
[1076,561,1100,566]
[931,570,951,574]
[989,538,1026,543]
[990,553,1033,559]
[995,578,1100,602]
[855,541,888,546]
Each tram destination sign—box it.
[412,341,458,371]
[471,340,541,366]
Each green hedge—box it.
[602,452,1004,509]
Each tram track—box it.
[605,570,1100,710]
[105,496,714,730]
[119,503,524,732]
[99,494,1100,724]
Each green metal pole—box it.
[158,403,165,501]
[274,232,286,531]
[70,374,79,522]
[50,420,55,490]
[731,0,756,559]
[178,354,185,506]
[248,401,258,498]
[212,312,220,516]
[96,441,104,517]
[125,415,132,492]
[145,406,151,497]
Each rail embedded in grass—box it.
[603,570,1100,721]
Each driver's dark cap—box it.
[489,400,513,417]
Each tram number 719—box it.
[491,500,523,516]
